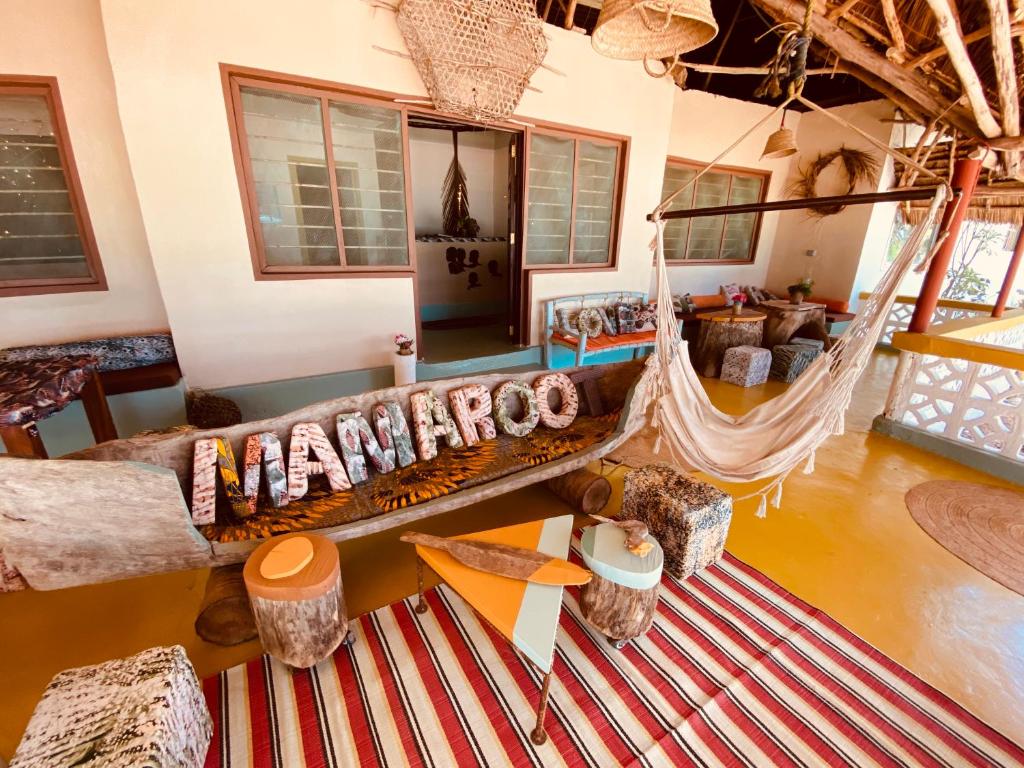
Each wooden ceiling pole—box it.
[826,0,861,21]
[907,22,1024,69]
[924,0,1002,138]
[985,0,1021,174]
[880,0,908,62]
[749,0,981,138]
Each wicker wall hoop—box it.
[592,0,718,61]
[789,146,880,217]
[396,0,548,122]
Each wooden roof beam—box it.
[881,0,908,63]
[750,0,981,137]
[925,0,1002,138]
[986,0,1021,137]
[908,21,1024,69]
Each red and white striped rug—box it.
[202,551,1023,767]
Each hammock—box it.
[640,96,954,516]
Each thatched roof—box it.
[748,0,1024,179]
[895,140,1024,225]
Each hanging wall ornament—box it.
[591,0,718,61]
[442,131,470,237]
[395,0,548,122]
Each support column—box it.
[992,224,1024,318]
[908,157,984,333]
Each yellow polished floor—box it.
[1,350,1023,759]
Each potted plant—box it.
[394,333,414,356]
[393,333,416,385]
[787,278,814,305]
[731,292,747,317]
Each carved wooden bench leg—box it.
[415,555,429,614]
[530,669,553,746]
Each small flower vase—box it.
[789,291,804,306]
[393,348,416,385]
[732,301,743,317]
[397,342,414,356]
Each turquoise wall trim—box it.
[420,302,500,322]
[0,382,187,458]
[546,344,644,369]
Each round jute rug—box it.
[906,480,1024,595]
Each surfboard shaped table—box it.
[411,514,576,746]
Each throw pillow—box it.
[720,283,742,303]
[673,293,696,313]
[575,308,604,338]
[615,303,638,334]
[635,303,658,332]
[597,306,618,336]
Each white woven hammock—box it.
[639,99,953,515]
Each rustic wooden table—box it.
[693,308,766,378]
[760,300,833,350]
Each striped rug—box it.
[202,551,1024,767]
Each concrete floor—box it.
[1,349,1022,759]
[421,321,515,362]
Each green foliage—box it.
[943,266,991,302]
[787,278,814,297]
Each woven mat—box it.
[906,480,1024,595]
[201,548,1023,767]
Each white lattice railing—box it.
[884,319,1024,465]
[859,292,995,345]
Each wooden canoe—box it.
[0,360,650,591]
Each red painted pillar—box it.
[992,224,1024,318]
[907,157,983,334]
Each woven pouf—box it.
[720,345,771,387]
[770,344,819,383]
[12,645,211,768]
[621,464,733,579]
[790,337,825,351]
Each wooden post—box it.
[545,469,611,515]
[993,224,1024,318]
[195,565,258,646]
[908,157,983,333]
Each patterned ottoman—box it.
[770,344,820,383]
[720,345,771,387]
[621,463,733,579]
[790,337,826,351]
[12,646,211,768]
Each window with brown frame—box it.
[524,129,624,268]
[0,77,105,297]
[660,158,769,264]
[227,75,413,277]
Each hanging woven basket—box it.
[396,0,547,122]
[591,0,718,61]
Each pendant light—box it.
[592,0,719,61]
[761,110,798,160]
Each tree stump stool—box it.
[720,345,771,387]
[770,344,820,383]
[693,309,765,378]
[760,300,832,350]
[621,464,733,579]
[579,522,663,649]
[11,645,211,768]
[545,468,612,515]
[243,533,352,668]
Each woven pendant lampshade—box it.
[591,0,718,60]
[761,112,798,160]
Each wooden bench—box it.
[544,292,682,367]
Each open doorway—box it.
[408,115,521,362]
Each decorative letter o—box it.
[533,373,579,429]
[493,381,540,437]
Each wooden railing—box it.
[881,310,1024,468]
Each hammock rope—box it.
[644,89,957,516]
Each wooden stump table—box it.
[760,300,832,350]
[579,522,663,649]
[243,533,352,668]
[693,309,766,378]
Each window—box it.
[524,129,624,267]
[227,75,413,277]
[660,158,769,263]
[0,77,104,297]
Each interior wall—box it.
[656,89,801,298]
[98,0,675,381]
[0,0,168,348]
[766,99,896,304]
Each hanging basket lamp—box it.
[761,111,798,160]
[591,0,718,61]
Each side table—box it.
[693,308,766,377]
[760,300,833,350]
[0,356,118,458]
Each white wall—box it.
[766,99,896,304]
[98,0,675,380]
[0,0,168,348]
[656,89,801,298]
